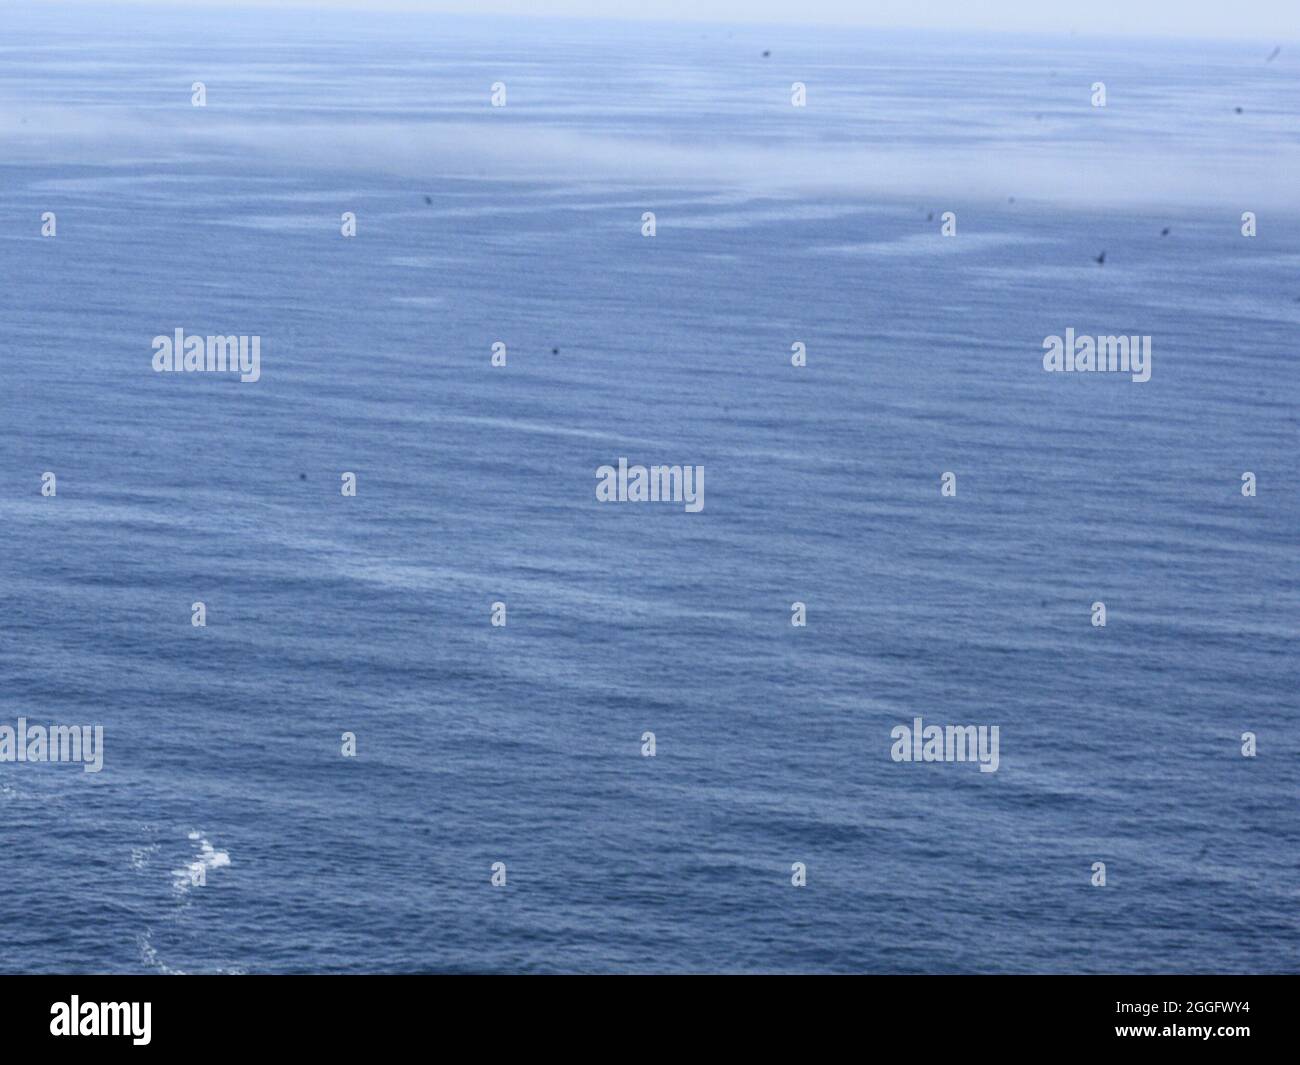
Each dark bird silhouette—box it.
[1235,106,1244,114]
[299,473,307,480]
[1266,46,1281,62]
[423,195,432,205]
[1161,227,1171,236]
[1094,251,1106,265]
[551,347,559,354]
[762,50,771,58]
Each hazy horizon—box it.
[28,0,1300,42]
[4,9,1298,213]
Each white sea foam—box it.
[171,832,231,893]
[137,929,186,976]
[1,105,1297,211]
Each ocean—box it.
[0,4,1296,973]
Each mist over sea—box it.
[0,4,1296,973]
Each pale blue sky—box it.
[63,0,1300,40]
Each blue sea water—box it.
[0,5,1297,974]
